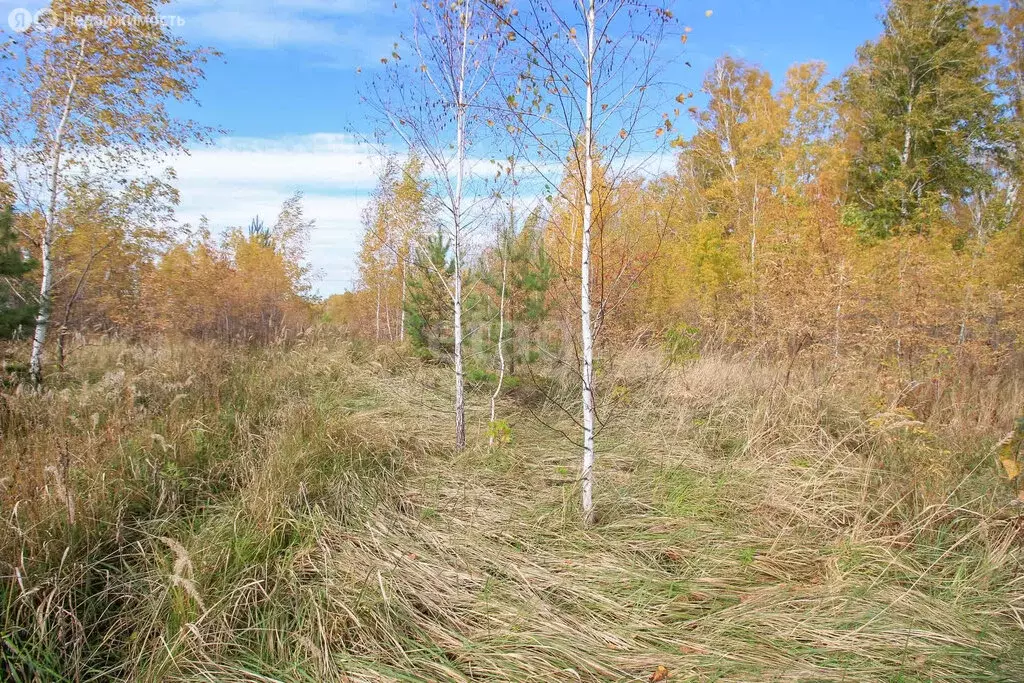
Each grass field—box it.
[1,336,1022,681]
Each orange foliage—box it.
[143,201,314,344]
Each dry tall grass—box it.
[1,335,1021,681]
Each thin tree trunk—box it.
[580,0,597,526]
[490,252,507,446]
[960,196,987,345]
[900,100,913,168]
[749,180,758,329]
[899,95,913,221]
[56,326,68,370]
[451,7,470,451]
[30,39,86,385]
[400,251,407,343]
[57,239,114,371]
[375,281,381,340]
[895,243,906,368]
[563,211,578,364]
[834,258,845,359]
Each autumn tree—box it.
[393,154,433,341]
[844,0,1001,237]
[144,194,313,343]
[777,62,844,194]
[0,0,215,383]
[684,56,784,330]
[988,0,1024,229]
[356,155,432,342]
[361,0,506,449]
[500,0,678,524]
[323,290,375,336]
[358,159,402,340]
[144,225,231,340]
[51,172,179,366]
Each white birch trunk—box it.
[451,7,470,451]
[900,97,913,168]
[29,40,86,385]
[490,248,507,446]
[580,0,597,526]
[900,95,913,220]
[29,216,54,384]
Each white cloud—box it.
[166,0,396,57]
[159,133,572,297]
[171,134,382,189]
[161,133,380,296]
[175,10,344,49]
[0,0,397,60]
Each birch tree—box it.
[52,172,179,366]
[394,154,431,343]
[361,0,505,449]
[488,158,517,445]
[843,0,1001,237]
[499,0,678,524]
[358,159,400,341]
[0,0,215,384]
[356,155,432,342]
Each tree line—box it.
[0,1,315,380]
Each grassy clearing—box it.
[1,337,1022,681]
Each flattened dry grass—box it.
[1,337,1022,681]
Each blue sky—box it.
[3,0,885,295]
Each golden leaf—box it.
[619,129,628,139]
[1000,457,1021,479]
[650,665,670,682]
[705,9,713,17]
